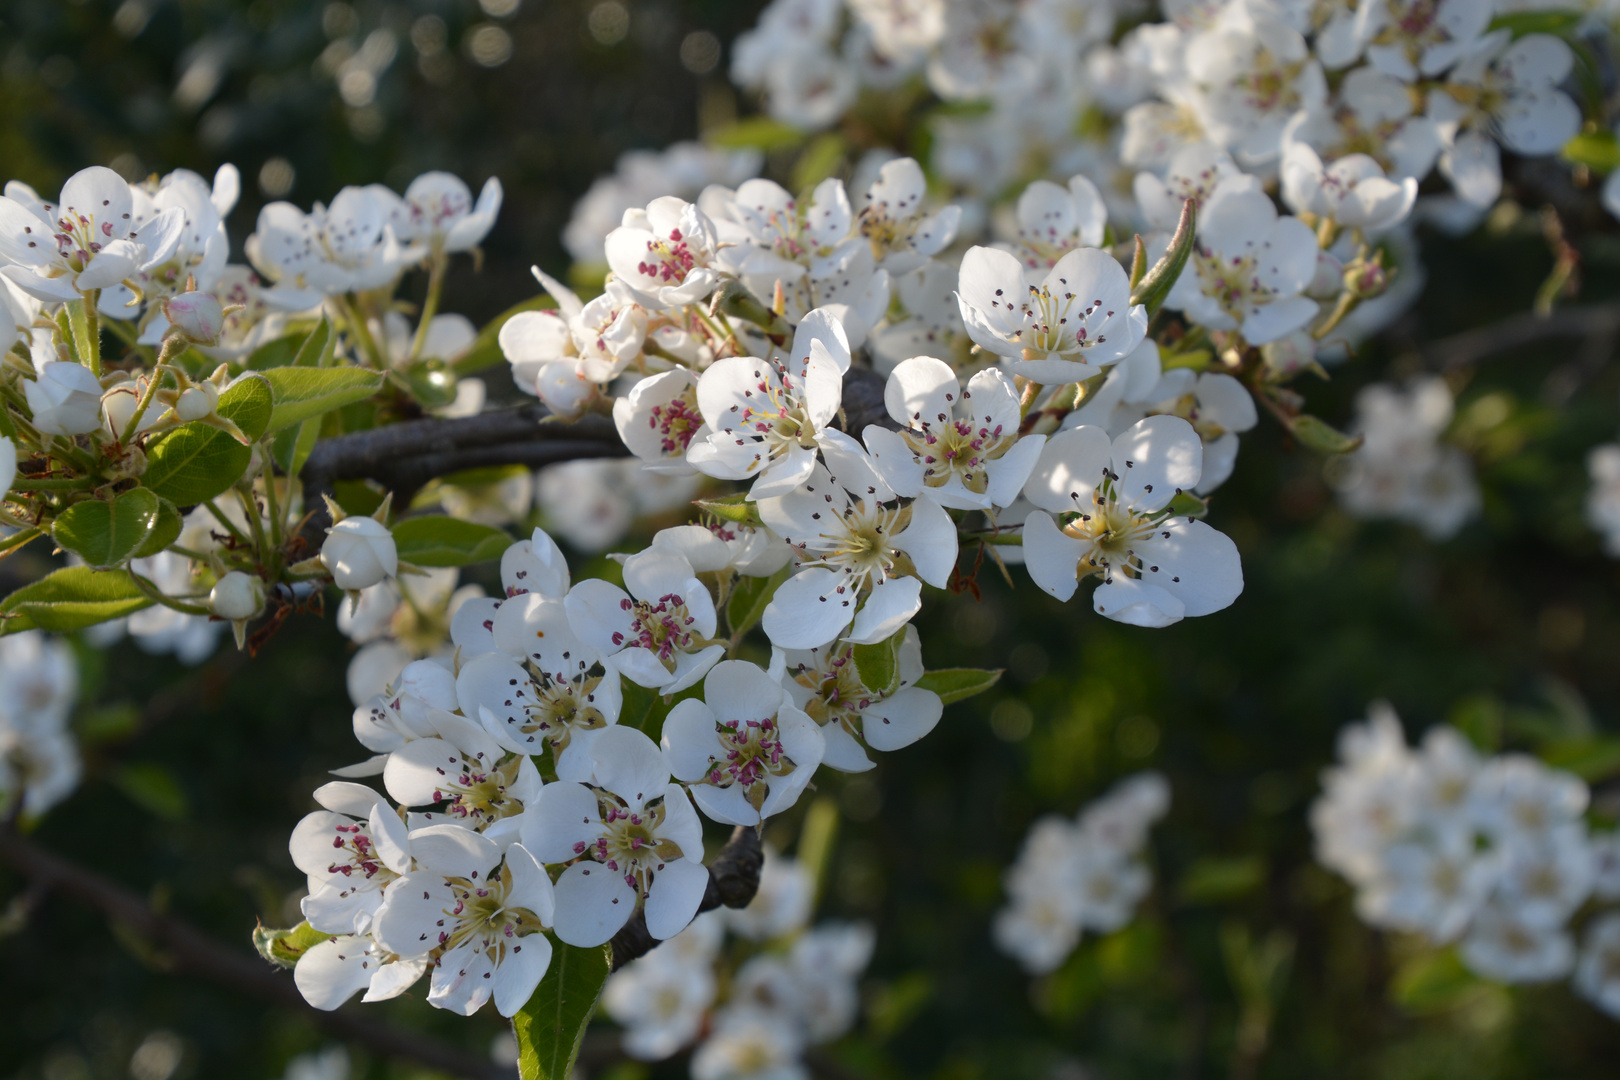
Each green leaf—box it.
[451,295,557,375]
[706,115,805,151]
[1563,130,1620,174]
[262,365,385,433]
[696,492,763,527]
[51,488,163,567]
[793,132,848,192]
[0,566,152,635]
[142,374,273,505]
[252,921,329,970]
[853,627,905,698]
[290,314,334,367]
[392,515,513,567]
[132,498,184,559]
[1167,490,1209,519]
[512,938,612,1080]
[915,667,1002,705]
[1540,736,1620,781]
[1130,198,1196,317]
[272,417,321,479]
[726,565,790,641]
[1177,856,1265,904]
[244,333,302,371]
[1487,9,1583,37]
[1391,948,1481,1014]
[1288,414,1363,455]
[111,761,188,820]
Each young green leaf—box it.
[51,488,163,567]
[0,566,153,635]
[391,515,513,566]
[1288,413,1363,454]
[1130,197,1196,317]
[262,366,385,433]
[252,921,330,970]
[511,938,613,1080]
[695,492,764,527]
[915,667,1002,705]
[142,374,274,504]
[131,498,184,559]
[853,627,906,698]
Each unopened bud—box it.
[1307,251,1344,300]
[1344,252,1390,300]
[1260,331,1317,380]
[26,361,105,436]
[175,382,220,422]
[322,516,398,590]
[210,571,266,620]
[162,291,227,345]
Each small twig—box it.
[1425,302,1620,373]
[0,826,514,1079]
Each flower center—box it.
[577,796,686,892]
[637,227,697,284]
[704,714,797,812]
[437,863,545,956]
[794,649,877,735]
[648,391,704,457]
[515,670,609,753]
[1196,247,1272,322]
[325,821,398,886]
[1018,281,1112,358]
[902,415,1015,493]
[614,594,699,671]
[432,753,527,825]
[1059,481,1163,580]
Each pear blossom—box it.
[245,185,410,302]
[1004,173,1109,278]
[289,781,413,935]
[25,361,104,436]
[565,546,724,693]
[691,1008,809,1080]
[644,522,792,580]
[1164,181,1320,345]
[1461,902,1576,984]
[1428,31,1582,208]
[725,851,814,942]
[686,310,851,499]
[613,368,709,474]
[1133,141,1260,231]
[393,172,502,252]
[606,196,727,310]
[957,244,1148,384]
[0,631,81,819]
[1355,0,1494,82]
[602,914,723,1059]
[382,720,540,848]
[1021,416,1244,626]
[1575,914,1620,1019]
[1585,443,1620,556]
[776,625,942,771]
[1332,377,1480,540]
[293,931,427,1011]
[0,166,185,303]
[663,660,825,827]
[1284,67,1442,183]
[758,439,957,649]
[868,259,972,374]
[856,157,961,275]
[523,726,710,946]
[501,270,645,416]
[372,833,557,1016]
[717,176,855,282]
[863,355,1046,510]
[457,595,623,782]
[1280,140,1418,233]
[1185,12,1326,164]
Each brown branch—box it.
[1425,302,1620,373]
[609,825,764,970]
[0,826,515,1080]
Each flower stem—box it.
[82,290,102,377]
[407,252,448,363]
[129,571,212,616]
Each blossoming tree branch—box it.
[4,0,1620,1077]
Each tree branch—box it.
[1426,302,1620,372]
[609,824,764,970]
[0,826,515,1080]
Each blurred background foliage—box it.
[4,2,1620,1080]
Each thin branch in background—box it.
[1425,302,1620,374]
[0,826,516,1080]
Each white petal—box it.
[1021,511,1083,601]
[552,860,636,947]
[645,859,710,940]
[1092,577,1185,627]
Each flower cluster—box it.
[603,850,873,1077]
[0,630,80,820]
[994,771,1169,974]
[1329,376,1480,540]
[1312,703,1620,1014]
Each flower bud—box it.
[162,291,227,345]
[25,361,105,436]
[534,361,596,419]
[1343,252,1389,300]
[175,382,220,422]
[322,516,398,590]
[1260,331,1317,381]
[209,571,266,620]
